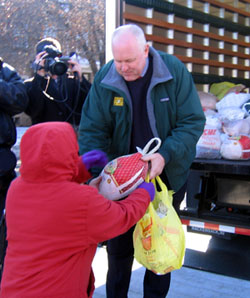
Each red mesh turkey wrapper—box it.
[99,138,161,200]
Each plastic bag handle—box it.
[155,176,167,191]
[136,137,162,156]
[152,176,173,205]
[151,176,167,192]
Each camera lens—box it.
[50,61,68,76]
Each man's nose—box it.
[121,63,128,72]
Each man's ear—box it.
[144,44,150,58]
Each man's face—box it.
[112,35,149,81]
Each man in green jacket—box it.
[78,24,205,298]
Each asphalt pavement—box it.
[92,226,250,298]
[92,246,250,298]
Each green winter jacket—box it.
[78,47,205,192]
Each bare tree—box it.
[0,0,105,78]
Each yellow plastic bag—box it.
[133,176,185,275]
[210,81,245,100]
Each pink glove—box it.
[82,150,108,170]
[137,182,155,201]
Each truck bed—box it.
[191,158,250,175]
[181,158,250,236]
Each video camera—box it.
[43,45,70,76]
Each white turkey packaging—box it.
[196,123,222,159]
[220,135,250,160]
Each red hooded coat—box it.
[0,122,150,298]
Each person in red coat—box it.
[0,122,154,298]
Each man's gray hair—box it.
[112,24,147,50]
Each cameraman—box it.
[24,38,91,129]
[0,57,28,278]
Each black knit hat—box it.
[35,37,61,54]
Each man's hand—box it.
[141,153,165,180]
[68,59,82,80]
[34,51,47,77]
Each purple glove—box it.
[138,182,155,201]
[82,150,108,170]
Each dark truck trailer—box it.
[180,158,250,237]
[119,0,250,236]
